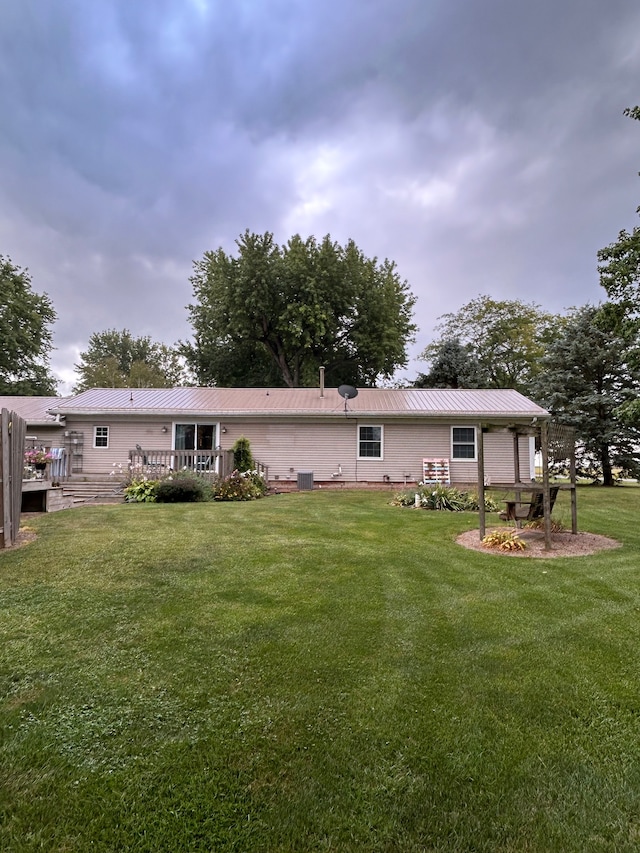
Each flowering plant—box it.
[212,469,267,501]
[124,476,159,503]
[24,448,53,465]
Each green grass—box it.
[2,486,640,851]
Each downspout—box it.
[319,366,325,397]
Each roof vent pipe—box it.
[319,366,325,397]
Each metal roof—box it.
[48,387,549,420]
[0,396,68,425]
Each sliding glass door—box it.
[174,423,218,471]
[174,423,216,451]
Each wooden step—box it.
[62,480,125,504]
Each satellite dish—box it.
[338,384,358,415]
[338,385,358,400]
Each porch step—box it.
[62,479,125,504]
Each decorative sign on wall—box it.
[422,458,450,485]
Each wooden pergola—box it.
[476,420,577,550]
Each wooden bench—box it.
[500,486,559,527]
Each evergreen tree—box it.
[533,305,640,485]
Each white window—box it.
[451,426,476,461]
[94,426,109,448]
[358,425,383,459]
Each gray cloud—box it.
[0,0,638,390]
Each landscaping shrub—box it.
[155,477,206,503]
[422,485,476,511]
[392,483,500,512]
[123,477,159,502]
[525,517,566,533]
[232,436,254,472]
[467,492,501,512]
[212,469,267,501]
[170,469,215,501]
[481,528,526,551]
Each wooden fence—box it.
[1,408,27,548]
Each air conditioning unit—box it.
[297,470,314,491]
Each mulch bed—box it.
[457,528,621,558]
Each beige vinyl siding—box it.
[62,414,536,484]
[24,425,66,447]
[355,421,450,483]
[450,432,532,484]
[221,420,357,483]
[62,417,175,475]
[483,432,532,483]
[221,419,535,485]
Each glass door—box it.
[174,423,217,471]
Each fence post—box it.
[1,408,26,548]
[1,409,10,548]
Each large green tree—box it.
[418,296,557,394]
[74,329,188,392]
[598,106,640,316]
[185,231,417,388]
[592,106,640,440]
[533,304,640,486]
[0,255,57,395]
[597,227,640,320]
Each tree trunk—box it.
[600,442,614,486]
[262,338,296,387]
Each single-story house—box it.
[7,385,549,487]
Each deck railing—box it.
[23,448,70,483]
[128,449,268,482]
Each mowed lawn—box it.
[2,487,640,852]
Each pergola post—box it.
[512,428,522,510]
[541,419,552,550]
[477,422,485,539]
[569,434,578,534]
[472,419,576,549]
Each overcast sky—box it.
[1,0,639,393]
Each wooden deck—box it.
[128,448,268,482]
[21,480,73,512]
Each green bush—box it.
[169,469,215,501]
[232,436,254,472]
[124,477,158,503]
[456,490,502,513]
[392,483,500,512]
[421,485,472,511]
[155,477,206,503]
